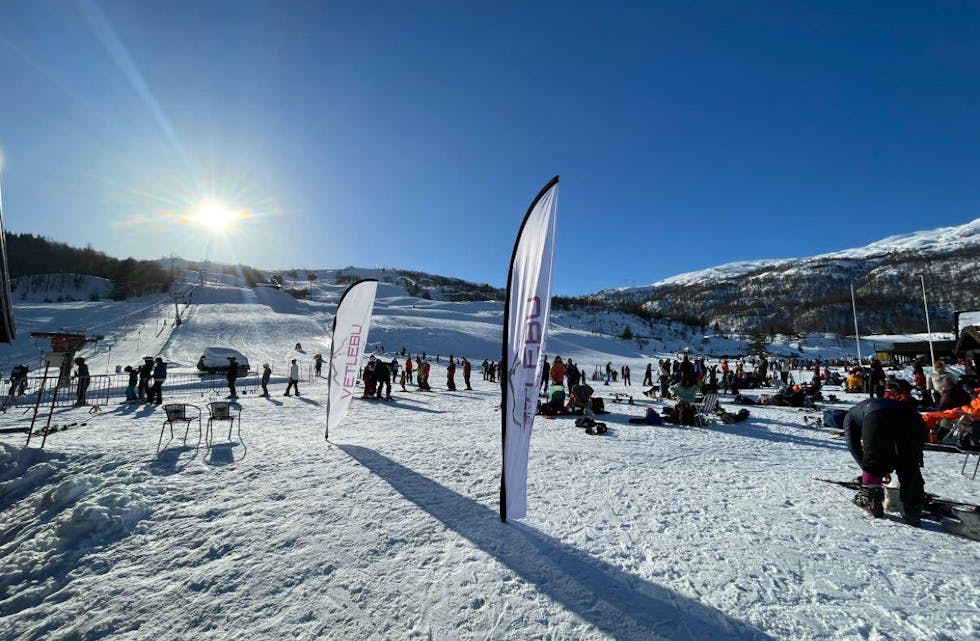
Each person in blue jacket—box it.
[150,357,167,405]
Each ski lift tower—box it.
[29,331,105,385]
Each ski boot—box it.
[901,500,924,528]
[853,485,885,518]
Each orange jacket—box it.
[550,361,566,384]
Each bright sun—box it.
[192,200,239,232]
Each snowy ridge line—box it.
[626,216,980,290]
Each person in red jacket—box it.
[550,356,567,388]
[447,356,457,391]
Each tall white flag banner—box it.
[500,176,559,522]
[325,279,378,439]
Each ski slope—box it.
[0,284,978,641]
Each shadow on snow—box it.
[339,444,773,641]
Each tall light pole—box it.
[920,274,936,365]
[850,283,863,364]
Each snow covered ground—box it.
[0,285,978,640]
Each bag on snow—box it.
[629,407,663,425]
[822,409,847,429]
[721,408,750,425]
[590,397,607,414]
[585,422,608,435]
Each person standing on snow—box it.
[8,364,29,398]
[150,357,167,405]
[643,363,653,387]
[843,397,927,525]
[623,364,631,386]
[362,356,377,398]
[124,365,138,403]
[138,356,153,402]
[260,364,272,397]
[226,356,239,398]
[447,357,457,391]
[550,356,567,389]
[868,357,886,399]
[375,358,392,400]
[314,353,324,377]
[462,357,472,390]
[658,360,671,397]
[74,357,90,406]
[926,360,947,406]
[566,360,580,388]
[285,359,300,396]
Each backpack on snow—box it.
[590,397,607,414]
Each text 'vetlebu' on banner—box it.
[326,279,378,439]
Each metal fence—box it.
[1,371,269,412]
[0,374,115,411]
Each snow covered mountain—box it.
[592,218,980,336]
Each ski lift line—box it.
[63,293,174,338]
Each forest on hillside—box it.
[5,233,170,299]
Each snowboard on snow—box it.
[816,478,980,541]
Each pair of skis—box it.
[816,478,980,541]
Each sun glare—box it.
[192,200,240,232]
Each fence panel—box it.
[1,372,264,412]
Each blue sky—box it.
[1,1,979,295]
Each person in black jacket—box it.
[74,357,90,406]
[124,365,138,402]
[868,357,886,398]
[226,357,239,398]
[843,398,927,525]
[680,354,695,381]
[374,358,391,401]
[566,361,581,388]
[138,356,153,401]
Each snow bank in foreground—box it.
[0,443,151,618]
